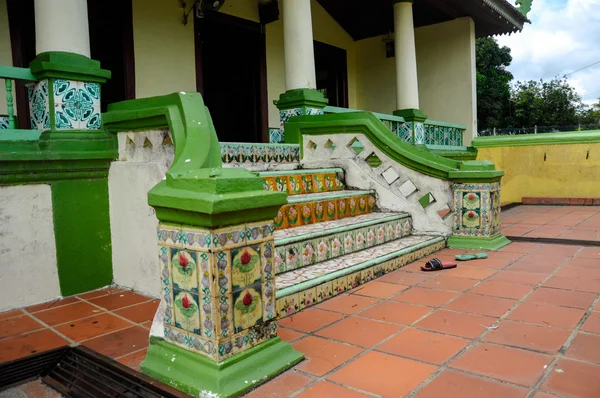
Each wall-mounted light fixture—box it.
[382,32,395,58]
[179,0,226,25]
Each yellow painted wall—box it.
[132,0,197,99]
[416,17,477,144]
[478,143,600,202]
[354,18,477,143]
[0,1,14,115]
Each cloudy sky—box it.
[497,0,600,105]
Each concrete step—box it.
[275,235,445,318]
[260,168,345,196]
[274,190,377,230]
[274,212,412,274]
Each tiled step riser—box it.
[275,239,445,318]
[274,194,377,230]
[262,170,345,196]
[275,217,413,274]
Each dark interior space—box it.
[314,40,349,108]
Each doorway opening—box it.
[314,41,349,108]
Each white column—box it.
[35,0,91,57]
[282,0,317,90]
[394,0,419,110]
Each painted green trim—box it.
[52,179,113,295]
[276,213,409,246]
[104,93,288,228]
[324,106,405,124]
[284,112,503,182]
[142,337,304,398]
[274,88,328,109]
[288,190,373,204]
[393,108,427,122]
[426,145,478,161]
[0,130,42,141]
[277,236,445,298]
[0,66,37,81]
[424,119,467,130]
[258,167,343,177]
[472,130,600,148]
[29,52,111,83]
[447,234,511,251]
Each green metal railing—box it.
[423,119,466,146]
[0,66,37,130]
[324,106,405,133]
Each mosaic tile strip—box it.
[397,121,413,144]
[273,193,377,231]
[27,80,50,130]
[274,215,412,274]
[424,124,464,146]
[413,122,425,145]
[275,237,446,318]
[262,170,345,196]
[220,143,300,166]
[269,128,284,144]
[158,220,277,362]
[452,182,502,237]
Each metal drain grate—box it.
[0,346,190,398]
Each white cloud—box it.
[497,0,600,105]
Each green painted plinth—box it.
[447,233,511,251]
[141,336,304,398]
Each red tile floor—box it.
[502,205,600,241]
[1,206,600,398]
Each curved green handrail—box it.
[284,112,502,183]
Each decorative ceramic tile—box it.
[413,122,425,144]
[269,128,284,144]
[398,122,413,143]
[171,248,199,292]
[452,182,502,237]
[231,245,262,291]
[53,80,101,130]
[212,225,246,249]
[220,143,300,166]
[27,80,50,130]
[173,289,201,334]
[423,124,464,146]
[0,116,9,130]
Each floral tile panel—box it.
[276,237,446,317]
[262,171,345,196]
[453,182,502,237]
[274,214,413,274]
[220,143,300,166]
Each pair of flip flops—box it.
[421,252,488,272]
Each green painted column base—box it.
[141,336,304,398]
[447,234,511,251]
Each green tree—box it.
[475,37,513,130]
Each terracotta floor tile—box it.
[524,227,565,239]
[450,342,552,387]
[378,271,432,286]
[351,281,409,298]
[542,358,600,398]
[445,267,496,280]
[292,336,363,376]
[534,245,582,257]
[525,287,596,309]
[31,302,100,326]
[117,348,148,370]
[559,229,599,241]
[532,392,559,398]
[392,287,458,307]
[359,301,432,325]
[0,309,24,321]
[54,312,132,342]
[77,287,123,300]
[556,265,600,280]
[460,258,513,269]
[0,315,45,339]
[414,369,529,398]
[0,329,68,362]
[482,320,570,354]
[503,226,538,237]
[565,332,600,364]
[246,371,314,398]
[508,302,585,330]
[582,312,600,334]
[415,310,497,339]
[575,247,600,260]
[24,297,81,313]
[469,281,532,300]
[277,327,305,343]
[444,294,517,317]
[378,328,469,365]
[82,326,149,358]
[141,321,153,329]
[114,300,160,323]
[316,316,402,347]
[489,271,548,286]
[567,256,600,269]
[88,291,152,311]
[316,294,380,314]
[278,308,344,333]
[506,260,562,275]
[328,351,437,397]
[543,276,600,293]
[419,275,479,292]
[295,381,372,398]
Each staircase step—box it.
[275,235,445,318]
[261,168,345,196]
[274,190,377,230]
[274,212,412,274]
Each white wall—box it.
[0,185,60,312]
[108,130,174,298]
